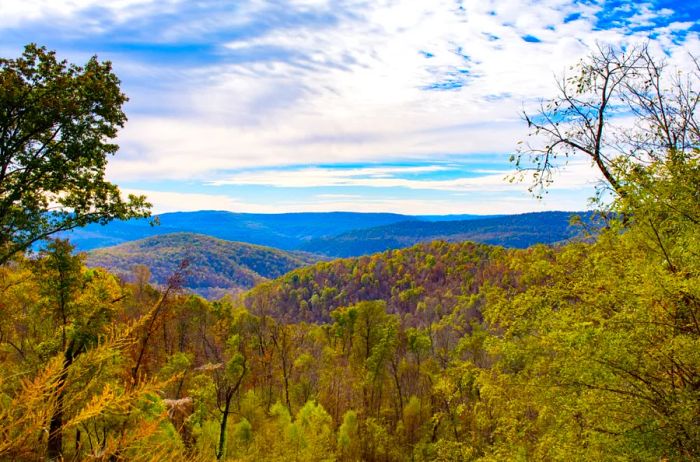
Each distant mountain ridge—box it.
[300,211,593,257]
[81,212,591,298]
[81,211,593,299]
[67,211,422,251]
[86,233,320,299]
[64,210,569,253]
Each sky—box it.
[1,0,699,215]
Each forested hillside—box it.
[87,233,320,298]
[243,240,500,323]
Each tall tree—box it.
[0,44,150,263]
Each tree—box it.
[214,334,247,461]
[500,43,700,459]
[38,240,84,460]
[34,240,131,460]
[515,42,699,199]
[0,44,150,263]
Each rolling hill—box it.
[242,239,498,323]
[86,233,322,299]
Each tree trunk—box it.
[217,390,233,460]
[47,344,75,460]
[47,388,65,460]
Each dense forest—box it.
[0,42,699,461]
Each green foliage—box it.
[2,183,698,460]
[0,44,150,263]
[234,417,253,447]
[337,410,359,459]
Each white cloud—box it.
[3,0,698,213]
[124,188,588,215]
[0,0,177,28]
[209,160,602,193]
[108,116,529,181]
[100,0,699,184]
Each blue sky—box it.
[1,0,698,214]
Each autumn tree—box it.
[494,41,700,460]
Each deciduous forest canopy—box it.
[0,42,699,462]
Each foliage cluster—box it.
[0,44,150,264]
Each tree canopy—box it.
[0,44,150,263]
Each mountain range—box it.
[81,210,594,298]
[68,210,583,253]
[67,211,416,250]
[300,211,593,257]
